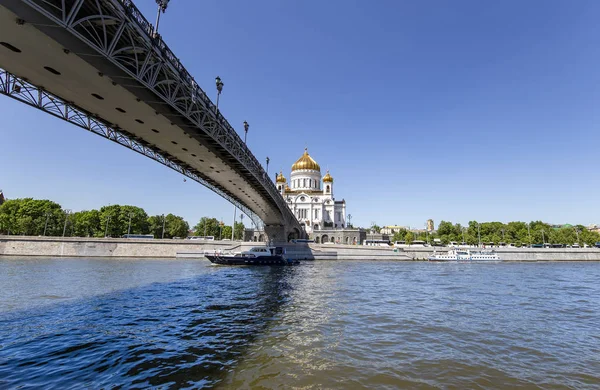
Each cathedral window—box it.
[303,179,306,187]
[326,185,330,193]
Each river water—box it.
[0,257,599,389]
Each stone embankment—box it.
[2,236,600,261]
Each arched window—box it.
[278,185,281,191]
[303,179,306,187]
[326,185,330,193]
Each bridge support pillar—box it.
[264,224,306,244]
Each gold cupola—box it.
[291,148,321,172]
[322,170,333,182]
[276,171,287,183]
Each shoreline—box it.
[2,236,600,261]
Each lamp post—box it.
[204,218,208,239]
[347,214,352,228]
[161,213,166,239]
[215,76,224,115]
[127,212,134,237]
[575,227,580,245]
[266,157,270,174]
[105,214,111,237]
[154,0,170,36]
[240,214,245,241]
[62,209,71,237]
[43,211,52,236]
[219,220,224,240]
[462,227,466,245]
[542,229,546,245]
[528,222,532,247]
[243,121,249,144]
[231,207,237,241]
[477,223,481,247]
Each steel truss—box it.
[0,68,263,228]
[15,0,299,230]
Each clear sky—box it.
[2,0,600,229]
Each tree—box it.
[193,217,221,237]
[404,231,413,245]
[71,210,101,237]
[234,221,245,240]
[165,214,189,238]
[0,198,63,236]
[99,205,149,237]
[222,225,232,240]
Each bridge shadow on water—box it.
[0,265,301,389]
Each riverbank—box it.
[2,236,600,261]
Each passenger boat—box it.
[428,248,501,262]
[205,246,300,266]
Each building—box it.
[381,225,409,235]
[276,148,346,234]
[0,189,5,206]
[427,219,434,232]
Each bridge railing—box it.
[116,0,293,225]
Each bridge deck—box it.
[0,1,295,231]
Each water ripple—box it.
[1,259,600,388]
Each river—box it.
[0,257,599,389]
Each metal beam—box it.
[0,67,262,228]
[15,0,300,230]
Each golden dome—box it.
[322,170,333,182]
[276,171,287,183]
[285,185,291,192]
[291,148,321,172]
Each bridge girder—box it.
[0,0,302,235]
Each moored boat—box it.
[428,248,501,262]
[205,246,300,266]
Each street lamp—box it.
[477,223,481,247]
[62,209,71,237]
[161,213,166,239]
[154,0,170,36]
[215,76,224,115]
[575,227,580,245]
[219,220,224,240]
[43,211,52,236]
[127,212,134,237]
[231,207,237,241]
[542,229,546,245]
[527,222,532,247]
[243,121,249,144]
[266,157,270,174]
[105,214,111,237]
[347,214,352,228]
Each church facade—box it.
[275,149,346,235]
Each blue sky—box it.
[2,0,600,229]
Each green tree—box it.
[234,221,245,240]
[71,210,101,237]
[165,214,190,238]
[147,214,189,239]
[222,225,232,240]
[193,217,221,237]
[0,198,63,236]
[404,230,413,245]
[99,205,149,237]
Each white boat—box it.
[428,248,500,262]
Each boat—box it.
[205,246,300,266]
[428,248,501,262]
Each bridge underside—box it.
[0,0,303,239]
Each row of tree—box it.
[388,220,600,246]
[0,198,245,239]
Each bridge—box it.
[0,0,303,241]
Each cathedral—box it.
[275,149,346,234]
